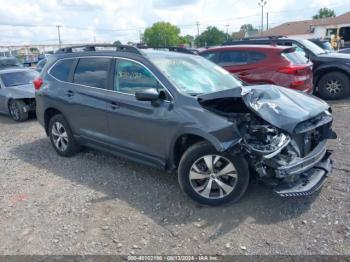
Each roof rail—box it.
[55,44,142,55]
[138,45,198,55]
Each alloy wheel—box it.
[326,80,342,94]
[9,102,20,121]
[51,122,69,152]
[189,155,238,199]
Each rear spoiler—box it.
[280,47,296,54]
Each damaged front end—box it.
[198,85,337,197]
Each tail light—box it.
[278,65,310,75]
[33,77,43,90]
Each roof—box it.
[0,68,33,74]
[200,44,292,52]
[263,11,350,36]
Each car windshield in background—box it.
[0,58,22,69]
[145,51,242,95]
[1,70,39,87]
[321,42,334,52]
[282,51,309,65]
[299,39,327,55]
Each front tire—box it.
[8,100,28,122]
[178,142,250,206]
[48,114,80,157]
[318,72,349,100]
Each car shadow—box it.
[10,138,319,240]
[0,113,37,124]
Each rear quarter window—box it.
[50,59,75,82]
[282,51,309,65]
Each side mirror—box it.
[135,88,160,102]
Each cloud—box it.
[0,0,348,46]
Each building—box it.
[263,11,350,43]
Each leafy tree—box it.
[113,40,122,45]
[240,24,254,32]
[143,22,181,47]
[195,26,226,47]
[313,8,336,19]
[180,35,195,47]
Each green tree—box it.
[195,26,226,47]
[313,8,336,19]
[240,24,254,32]
[143,22,181,47]
[113,40,122,45]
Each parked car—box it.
[35,44,336,206]
[200,45,313,93]
[339,48,350,54]
[308,38,334,53]
[0,68,38,121]
[224,36,350,99]
[0,56,22,70]
[35,58,47,73]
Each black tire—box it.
[8,100,28,122]
[48,114,80,157]
[178,141,250,206]
[318,72,349,100]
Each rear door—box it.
[63,57,112,142]
[217,50,260,83]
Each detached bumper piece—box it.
[274,151,332,197]
[23,100,36,113]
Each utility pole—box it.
[196,22,200,38]
[258,0,267,35]
[56,25,62,48]
[266,12,269,31]
[225,24,230,40]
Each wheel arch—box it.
[314,65,350,86]
[169,130,231,170]
[44,108,63,135]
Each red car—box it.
[199,45,314,93]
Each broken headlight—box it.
[243,125,291,159]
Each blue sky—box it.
[0,0,348,45]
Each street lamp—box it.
[258,0,267,35]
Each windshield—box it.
[0,58,22,69]
[145,51,242,95]
[1,70,39,87]
[299,39,327,55]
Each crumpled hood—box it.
[7,84,35,98]
[242,85,329,133]
[198,85,330,134]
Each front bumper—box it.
[274,150,332,197]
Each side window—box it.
[73,58,111,89]
[114,59,162,95]
[50,59,75,82]
[218,51,249,66]
[201,52,219,63]
[247,51,266,63]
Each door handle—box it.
[110,102,120,110]
[66,90,74,97]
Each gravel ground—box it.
[0,100,349,256]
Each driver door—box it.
[105,58,173,167]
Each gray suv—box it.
[35,45,336,206]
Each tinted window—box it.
[201,52,219,62]
[1,70,39,87]
[115,59,161,94]
[218,51,249,66]
[50,59,75,82]
[248,51,266,63]
[73,58,111,89]
[0,58,22,69]
[282,51,309,65]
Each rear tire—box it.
[48,114,80,157]
[178,142,250,206]
[318,72,349,100]
[8,100,28,122]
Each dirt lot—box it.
[0,99,349,256]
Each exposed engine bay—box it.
[199,94,336,197]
